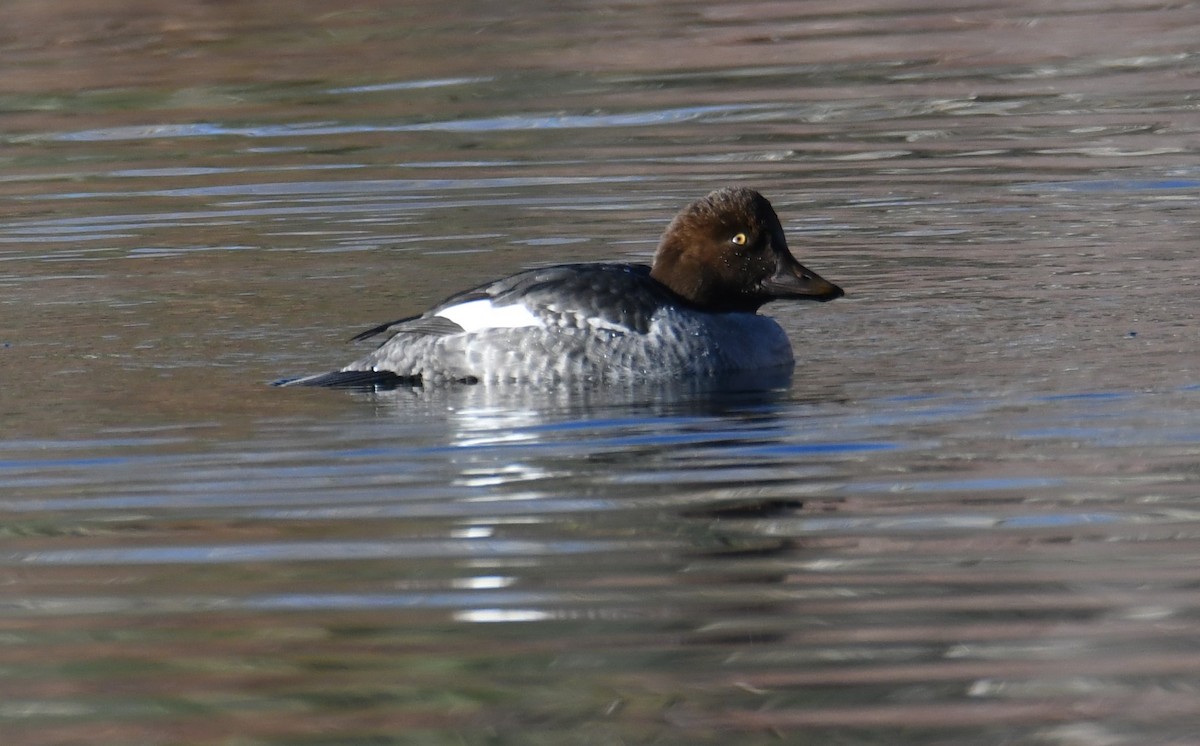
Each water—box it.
[3,1,1200,743]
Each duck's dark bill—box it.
[761,259,845,302]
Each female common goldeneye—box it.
[281,187,843,387]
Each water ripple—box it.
[31,104,773,143]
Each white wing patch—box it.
[584,315,631,334]
[435,299,544,332]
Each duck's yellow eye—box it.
[731,232,748,246]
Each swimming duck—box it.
[281,187,843,387]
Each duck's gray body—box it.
[314,263,793,386]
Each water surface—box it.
[3,1,1200,744]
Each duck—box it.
[279,187,843,387]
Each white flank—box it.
[435,299,543,332]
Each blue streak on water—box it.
[855,477,1065,493]
[1022,178,1200,192]
[739,441,896,455]
[0,456,129,469]
[0,490,620,518]
[6,539,652,566]
[22,175,653,202]
[1035,391,1133,402]
[37,104,774,143]
[1001,513,1121,528]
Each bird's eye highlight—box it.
[731,232,748,246]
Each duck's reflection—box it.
[326,369,841,635]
